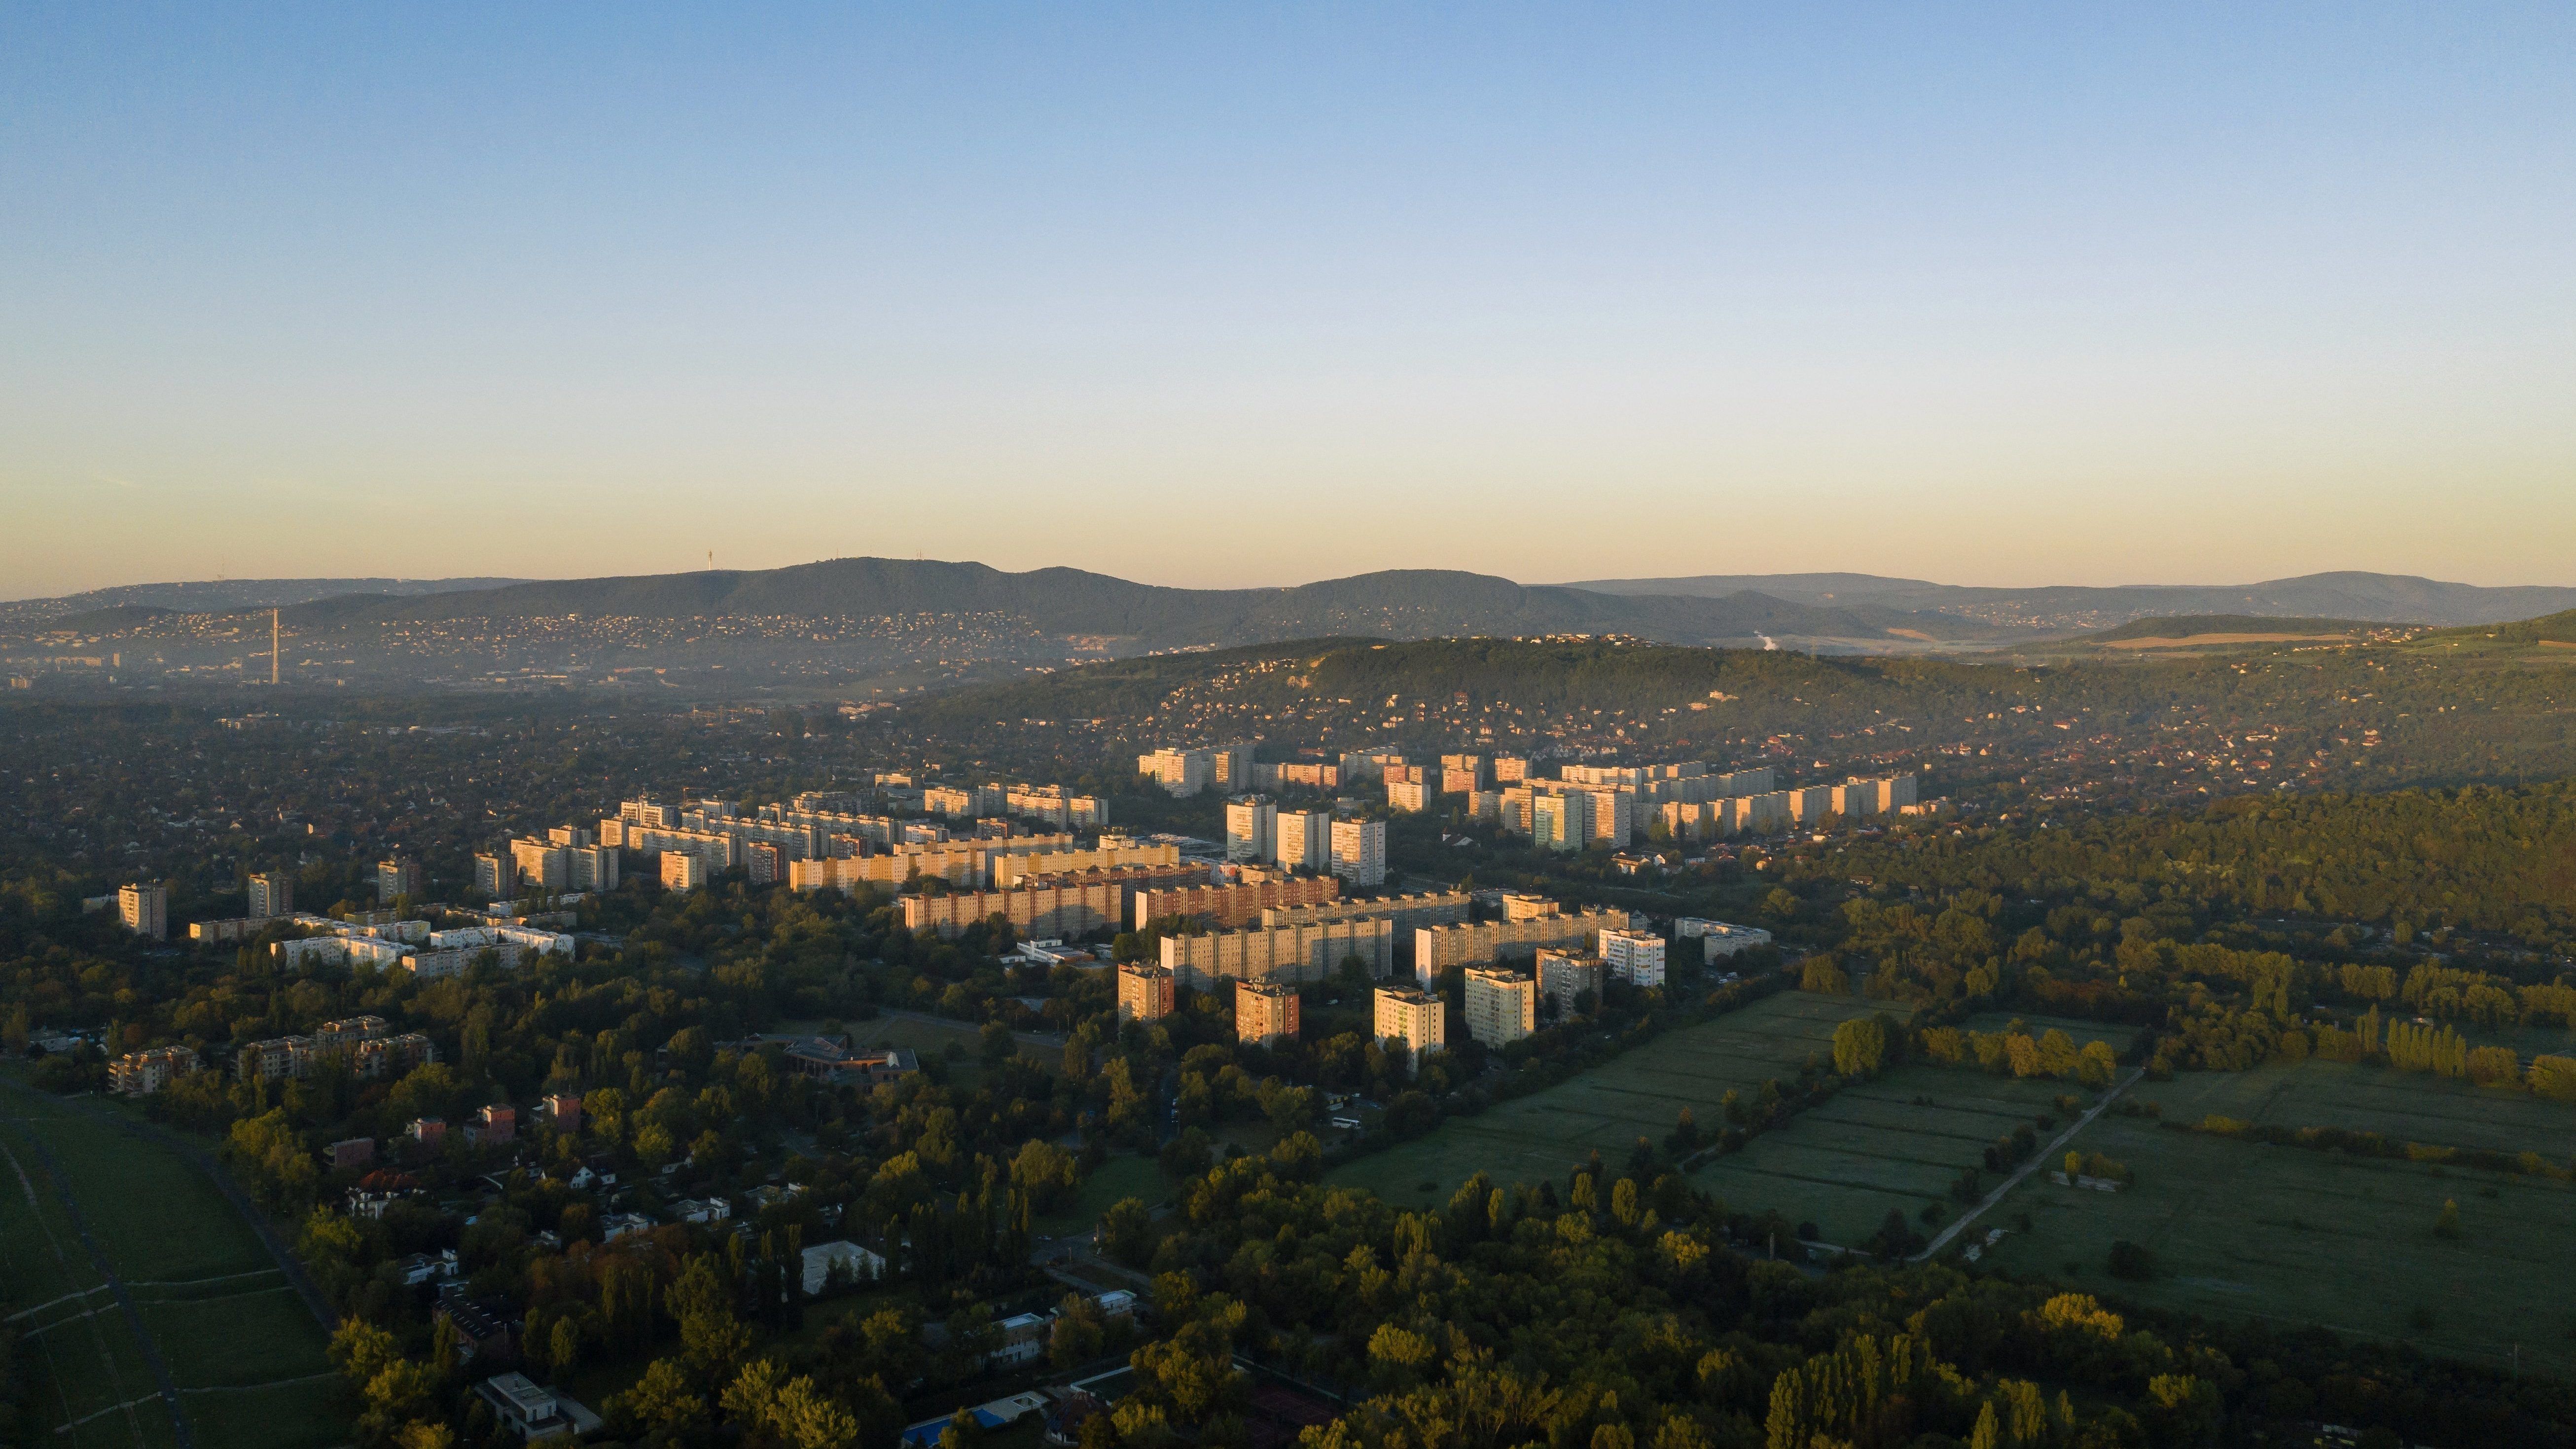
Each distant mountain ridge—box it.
[1,576,525,627]
[1561,570,2576,628]
[268,559,2019,651]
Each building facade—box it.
[1234,980,1301,1045]
[1224,796,1277,863]
[1463,965,1537,1047]
[247,870,295,921]
[1116,962,1176,1023]
[1373,985,1444,1061]
[1329,818,1386,888]
[119,882,167,941]
[1599,928,1668,986]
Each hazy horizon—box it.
[13,556,2576,609]
[5,5,2572,597]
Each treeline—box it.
[1834,781,2576,943]
[1112,1145,2576,1449]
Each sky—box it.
[2,4,2572,599]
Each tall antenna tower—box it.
[271,608,281,685]
[707,549,715,571]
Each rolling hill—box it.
[268,559,2024,652]
[2080,615,2379,645]
[1562,571,2576,629]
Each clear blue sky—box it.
[3,4,2570,597]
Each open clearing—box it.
[1326,991,1886,1202]
[0,1084,340,1449]
[1980,1058,2576,1378]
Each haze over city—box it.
[5,4,2573,598]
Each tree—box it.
[1830,1017,1886,1076]
[1099,1197,1154,1266]
[2434,1198,2462,1239]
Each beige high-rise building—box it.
[1385,779,1429,813]
[1438,755,1489,792]
[1329,818,1386,887]
[1529,789,1589,852]
[1501,892,1559,921]
[1492,755,1531,783]
[246,870,294,921]
[1785,785,1838,823]
[1158,917,1394,989]
[511,838,572,894]
[1413,906,1635,984]
[1117,962,1176,1023]
[1138,748,1215,797]
[1234,981,1301,1045]
[661,853,709,892]
[1224,795,1277,862]
[473,852,510,899]
[376,857,425,905]
[1212,743,1255,791]
[1374,984,1444,1061]
[1462,965,1537,1047]
[119,882,167,941]
[1274,810,1331,871]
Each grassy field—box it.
[1980,1057,2576,1378]
[0,1084,341,1449]
[1690,1064,2085,1245]
[1035,1155,1164,1239]
[1326,991,1886,1203]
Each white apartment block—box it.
[1374,985,1444,1061]
[1138,748,1214,797]
[1599,928,1667,987]
[1274,810,1331,871]
[1385,779,1429,814]
[1224,796,1277,863]
[1329,818,1387,888]
[1413,907,1635,984]
[1677,918,1774,960]
[401,926,572,980]
[1463,965,1537,1047]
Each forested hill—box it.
[2083,615,2374,642]
[885,634,2576,804]
[1565,569,2576,628]
[265,559,2018,650]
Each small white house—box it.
[801,1239,886,1295]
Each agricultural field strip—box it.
[21,1278,293,1333]
[1,1097,334,1445]
[1994,1115,2576,1278]
[19,1129,196,1446]
[2143,1074,2576,1152]
[0,1122,169,1446]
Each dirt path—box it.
[1913,1068,2145,1262]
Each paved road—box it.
[1913,1067,2147,1262]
